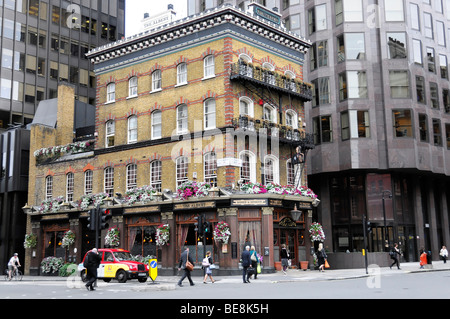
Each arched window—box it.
[66,172,74,202]
[286,159,295,186]
[239,96,254,117]
[128,115,137,143]
[176,156,189,187]
[286,110,298,129]
[126,164,137,191]
[151,110,162,139]
[128,76,138,97]
[239,150,256,183]
[264,155,279,184]
[104,166,114,197]
[204,55,215,78]
[106,82,115,103]
[150,160,162,192]
[152,70,162,91]
[177,62,187,85]
[263,104,276,123]
[204,152,217,187]
[177,104,188,134]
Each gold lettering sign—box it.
[297,202,312,209]
[173,201,216,210]
[40,213,69,220]
[124,205,160,214]
[269,199,283,207]
[231,199,268,207]
[279,217,297,227]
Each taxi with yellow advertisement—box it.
[79,248,149,283]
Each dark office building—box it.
[0,0,125,129]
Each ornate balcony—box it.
[230,62,313,102]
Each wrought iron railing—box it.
[230,62,313,101]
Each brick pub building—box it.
[24,4,317,276]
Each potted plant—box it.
[40,256,64,275]
[105,226,120,247]
[309,222,326,242]
[213,221,231,244]
[156,224,170,246]
[61,230,75,249]
[24,234,37,249]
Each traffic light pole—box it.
[95,204,100,249]
[363,215,368,274]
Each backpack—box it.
[202,257,210,267]
[83,253,89,268]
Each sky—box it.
[125,0,188,37]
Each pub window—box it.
[105,120,115,148]
[286,159,295,186]
[128,76,138,97]
[104,167,114,197]
[45,175,53,200]
[127,115,137,144]
[176,156,189,187]
[264,155,279,184]
[84,170,93,195]
[129,225,159,259]
[44,230,67,259]
[204,55,215,78]
[152,70,162,92]
[239,96,254,117]
[66,173,74,202]
[177,104,188,134]
[177,63,187,85]
[126,164,137,191]
[150,160,162,192]
[240,151,256,183]
[204,152,217,187]
[151,110,162,140]
[204,98,216,130]
[106,82,115,103]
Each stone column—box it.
[161,212,175,272]
[261,207,274,270]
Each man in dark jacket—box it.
[177,247,195,287]
[85,248,102,291]
[241,245,252,283]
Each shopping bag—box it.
[324,260,330,268]
[257,263,261,274]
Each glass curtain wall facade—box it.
[0,0,125,129]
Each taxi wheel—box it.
[116,269,127,283]
[138,277,147,283]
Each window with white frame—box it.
[152,70,162,91]
[128,115,137,143]
[204,98,216,130]
[151,110,162,139]
[128,76,138,97]
[150,160,162,192]
[285,110,298,129]
[204,152,217,186]
[106,82,115,103]
[239,96,254,117]
[264,155,279,184]
[286,159,295,186]
[263,104,276,123]
[177,104,188,134]
[176,156,189,187]
[45,175,53,200]
[177,63,187,85]
[105,120,115,147]
[66,173,74,202]
[104,167,114,197]
[204,55,215,78]
[126,164,137,191]
[239,151,256,183]
[84,170,93,195]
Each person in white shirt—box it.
[440,246,448,264]
[7,253,21,280]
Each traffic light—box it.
[367,221,372,234]
[203,221,211,234]
[98,207,112,230]
[87,208,97,231]
[194,215,203,236]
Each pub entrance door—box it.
[279,229,299,268]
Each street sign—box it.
[149,259,157,282]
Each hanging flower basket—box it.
[124,185,157,205]
[78,192,110,210]
[156,224,170,246]
[38,196,65,214]
[105,226,120,247]
[24,234,37,249]
[213,221,231,244]
[61,230,75,249]
[309,222,325,242]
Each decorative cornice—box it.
[87,4,311,66]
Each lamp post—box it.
[381,190,392,252]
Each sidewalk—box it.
[17,261,450,284]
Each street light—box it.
[381,190,392,251]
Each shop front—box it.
[24,194,316,276]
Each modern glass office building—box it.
[190,0,450,267]
[0,0,125,129]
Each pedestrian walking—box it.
[249,246,259,279]
[317,243,327,272]
[389,243,402,270]
[177,247,195,287]
[84,248,101,291]
[440,245,448,263]
[419,249,427,269]
[280,244,290,275]
[202,251,215,284]
[241,245,251,283]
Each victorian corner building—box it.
[23,4,318,275]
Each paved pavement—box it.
[14,260,450,289]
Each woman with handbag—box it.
[249,246,259,279]
[202,251,215,284]
[317,243,327,272]
[280,244,289,275]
